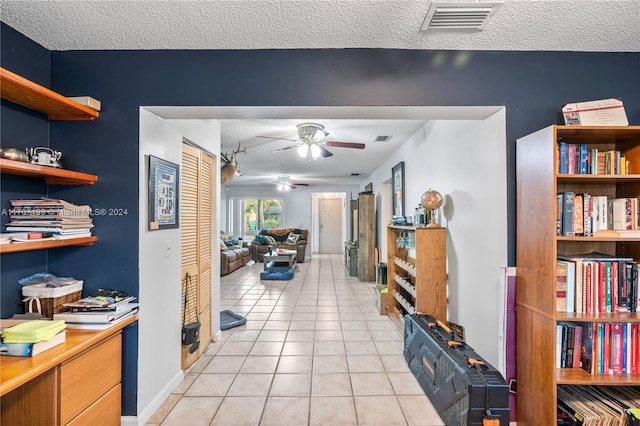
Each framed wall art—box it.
[392,161,404,217]
[148,155,180,230]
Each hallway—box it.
[147,253,443,425]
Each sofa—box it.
[250,228,308,263]
[220,237,250,276]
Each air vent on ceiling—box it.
[374,135,392,142]
[421,2,502,31]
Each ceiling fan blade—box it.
[271,145,297,153]
[324,141,366,149]
[291,183,309,187]
[257,135,298,142]
[319,145,333,158]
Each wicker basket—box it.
[22,281,83,319]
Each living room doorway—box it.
[318,198,343,253]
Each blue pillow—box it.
[253,235,266,244]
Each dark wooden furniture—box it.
[516,125,640,424]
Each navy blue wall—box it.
[2,21,640,415]
[0,25,50,317]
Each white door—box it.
[319,198,343,253]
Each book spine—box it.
[559,143,568,174]
[579,144,588,174]
[556,194,564,236]
[556,261,568,312]
[568,144,577,174]
[563,192,574,236]
[590,148,598,174]
[572,324,583,369]
[573,194,584,236]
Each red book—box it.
[599,262,607,313]
[572,324,583,369]
[612,323,623,374]
[633,324,639,374]
[603,323,611,374]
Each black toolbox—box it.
[403,313,510,425]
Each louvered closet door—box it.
[181,142,214,370]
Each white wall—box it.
[137,110,221,424]
[225,184,360,258]
[364,111,507,367]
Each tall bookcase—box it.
[516,125,640,424]
[386,225,447,329]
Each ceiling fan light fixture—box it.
[297,144,309,158]
[297,123,328,143]
[310,143,321,159]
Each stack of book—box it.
[53,292,138,329]
[0,319,66,357]
[5,198,94,239]
[558,385,640,423]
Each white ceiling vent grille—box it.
[374,135,392,142]
[421,2,502,31]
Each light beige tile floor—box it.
[147,253,444,425]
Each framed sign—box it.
[392,161,404,217]
[148,155,179,230]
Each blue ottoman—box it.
[260,268,294,280]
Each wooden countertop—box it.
[0,315,137,396]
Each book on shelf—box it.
[573,321,640,375]
[556,193,640,238]
[557,385,640,424]
[556,143,630,176]
[0,330,66,357]
[61,308,138,330]
[53,303,138,324]
[557,253,638,314]
[63,294,136,311]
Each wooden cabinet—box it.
[516,125,640,424]
[0,68,99,253]
[0,316,135,425]
[386,225,447,329]
[358,192,375,282]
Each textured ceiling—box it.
[1,0,639,52]
[3,1,637,187]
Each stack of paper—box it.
[6,198,94,237]
[1,319,66,343]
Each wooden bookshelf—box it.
[0,237,97,253]
[516,125,640,424]
[0,68,99,255]
[386,225,447,330]
[0,158,98,185]
[0,67,98,121]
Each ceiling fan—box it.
[276,175,309,191]
[261,123,365,161]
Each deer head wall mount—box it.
[220,143,246,184]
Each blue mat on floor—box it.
[220,310,246,330]
[260,268,294,280]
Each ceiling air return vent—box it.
[374,135,392,142]
[421,2,502,31]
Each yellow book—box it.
[1,320,66,343]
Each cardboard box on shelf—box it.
[562,98,628,126]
